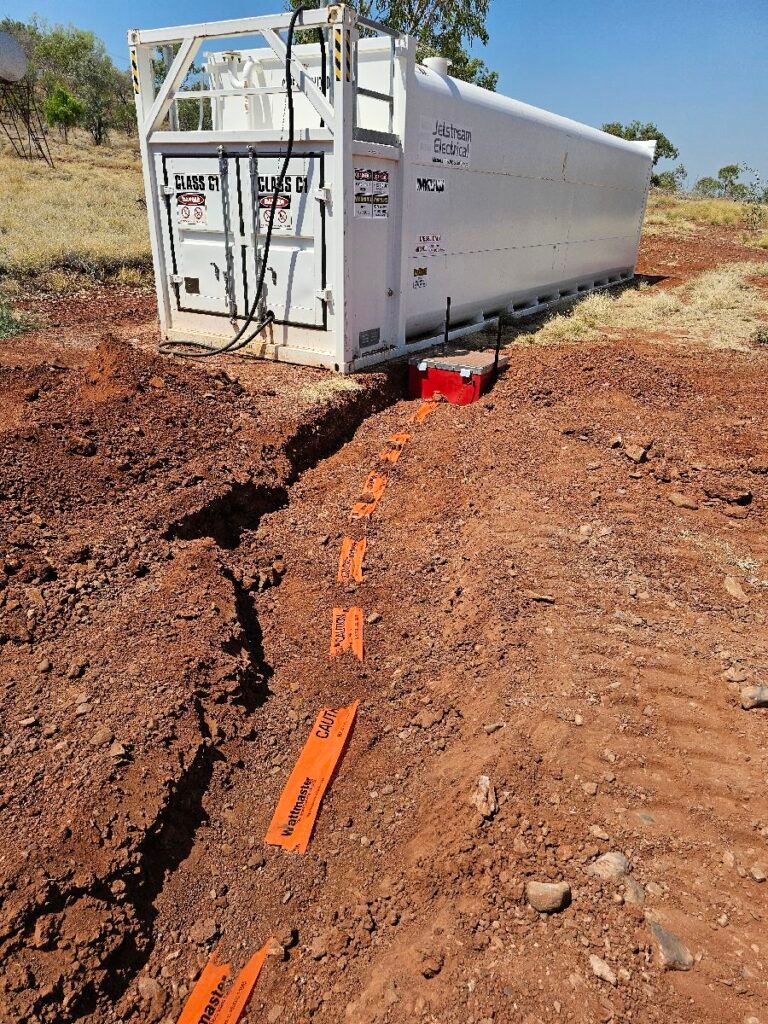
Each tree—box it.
[717,164,744,198]
[652,163,687,192]
[600,120,679,166]
[43,85,83,142]
[692,176,721,198]
[286,0,497,89]
[111,68,138,136]
[31,25,118,145]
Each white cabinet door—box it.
[164,155,241,317]
[239,151,326,329]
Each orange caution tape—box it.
[380,431,410,465]
[175,952,230,1024]
[351,470,388,519]
[410,400,438,424]
[211,941,273,1024]
[337,537,367,583]
[329,606,364,660]
[265,701,360,853]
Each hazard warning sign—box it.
[354,167,390,219]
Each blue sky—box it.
[10,0,767,185]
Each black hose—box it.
[317,25,327,125]
[160,5,308,359]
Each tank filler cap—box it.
[423,56,453,77]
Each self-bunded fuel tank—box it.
[399,61,654,338]
[131,8,654,371]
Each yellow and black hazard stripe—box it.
[130,47,140,94]
[333,29,351,83]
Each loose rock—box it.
[412,708,444,730]
[623,444,649,464]
[623,878,645,905]
[522,590,555,604]
[420,950,444,979]
[587,851,629,881]
[471,775,498,819]
[647,919,694,970]
[724,666,749,684]
[189,918,218,945]
[589,955,617,986]
[90,726,113,747]
[526,880,571,914]
[668,492,698,510]
[137,976,166,1011]
[741,685,768,710]
[724,576,749,603]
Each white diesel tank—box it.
[130,5,654,371]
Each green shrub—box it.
[0,301,34,339]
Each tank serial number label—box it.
[354,167,389,219]
[419,117,472,168]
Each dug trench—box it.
[0,337,401,1023]
[125,341,766,1023]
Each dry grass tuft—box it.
[0,131,150,280]
[0,301,36,340]
[524,262,768,351]
[299,376,361,404]
[644,193,768,241]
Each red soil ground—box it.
[1,225,767,1024]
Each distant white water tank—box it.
[0,32,28,84]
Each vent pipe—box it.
[423,56,452,77]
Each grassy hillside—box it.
[646,191,768,245]
[0,131,150,285]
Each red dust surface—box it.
[1,225,767,1024]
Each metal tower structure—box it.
[0,79,54,167]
